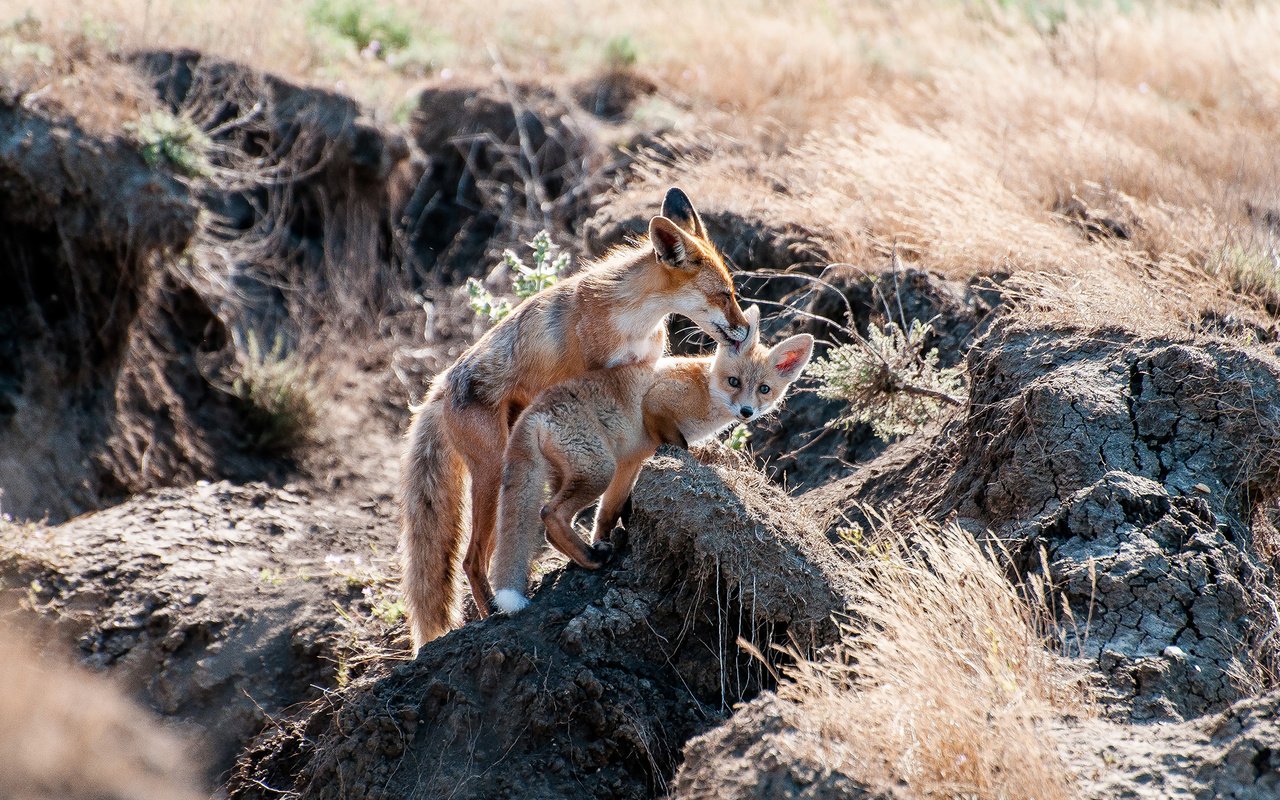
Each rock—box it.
[672,693,892,800]
[0,99,256,523]
[824,318,1280,720]
[1060,688,1280,799]
[1029,471,1270,720]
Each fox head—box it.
[711,305,814,422]
[649,188,750,345]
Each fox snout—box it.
[721,303,750,344]
[739,406,754,419]
[723,323,749,343]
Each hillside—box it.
[1,2,1279,798]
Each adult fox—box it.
[401,189,750,648]
[489,305,814,613]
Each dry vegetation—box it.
[0,623,204,800]
[7,1,1278,338]
[776,522,1092,799]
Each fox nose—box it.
[739,407,754,419]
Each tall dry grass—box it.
[776,523,1091,799]
[0,0,958,129]
[607,3,1280,335]
[4,1,1277,334]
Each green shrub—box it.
[308,0,413,55]
[468,230,571,324]
[809,319,964,439]
[724,424,752,452]
[604,34,639,70]
[127,111,212,178]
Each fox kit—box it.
[489,305,814,613]
[400,189,750,648]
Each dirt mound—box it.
[404,71,657,284]
[1060,688,1280,798]
[949,323,1280,720]
[0,624,205,800]
[0,100,264,522]
[817,318,1280,720]
[227,449,854,799]
[672,693,890,800]
[0,479,401,780]
[132,49,412,328]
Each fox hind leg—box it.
[449,403,510,618]
[542,467,615,569]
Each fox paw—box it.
[494,589,531,614]
[586,540,614,567]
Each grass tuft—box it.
[778,521,1092,798]
[229,331,323,456]
[1208,241,1280,311]
[126,111,213,178]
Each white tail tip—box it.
[494,589,531,614]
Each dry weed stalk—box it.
[779,522,1092,799]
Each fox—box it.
[400,188,751,648]
[488,304,814,613]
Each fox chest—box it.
[604,322,666,368]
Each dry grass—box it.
[6,3,1278,339]
[0,623,204,800]
[598,3,1280,336]
[776,522,1091,799]
[0,21,162,135]
[227,330,327,456]
[0,0,955,131]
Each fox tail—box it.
[399,384,468,649]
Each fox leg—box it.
[449,404,509,617]
[592,457,645,543]
[490,416,552,614]
[541,466,615,570]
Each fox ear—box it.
[769,334,814,380]
[661,187,706,240]
[733,304,762,354]
[650,216,695,269]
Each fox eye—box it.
[758,384,771,394]
[727,376,741,388]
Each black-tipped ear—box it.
[661,187,706,240]
[650,216,692,268]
